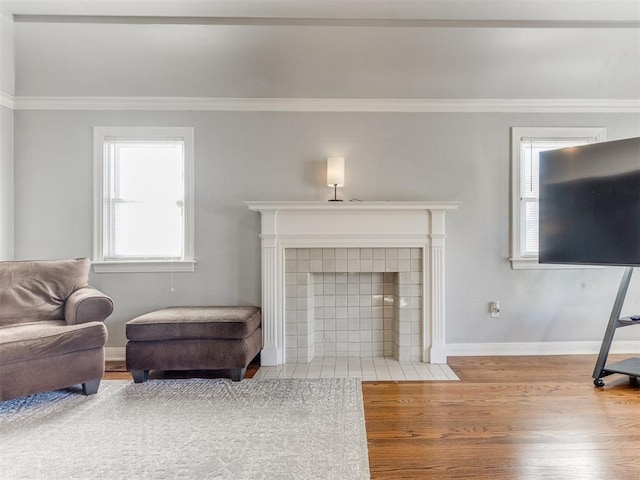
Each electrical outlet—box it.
[489,301,500,318]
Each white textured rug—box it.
[0,378,370,480]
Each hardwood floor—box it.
[105,355,640,480]
[364,355,640,480]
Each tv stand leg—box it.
[592,267,634,383]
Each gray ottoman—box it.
[125,306,261,382]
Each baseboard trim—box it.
[106,342,640,362]
[105,347,126,362]
[446,341,640,357]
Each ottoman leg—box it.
[231,367,247,382]
[131,370,149,383]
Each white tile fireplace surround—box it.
[245,201,460,366]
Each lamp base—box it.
[328,184,343,202]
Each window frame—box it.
[93,126,195,273]
[510,126,606,270]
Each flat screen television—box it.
[539,137,640,266]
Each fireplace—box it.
[246,201,459,366]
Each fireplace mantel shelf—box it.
[246,200,461,211]
[247,200,460,366]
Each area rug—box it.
[0,378,370,480]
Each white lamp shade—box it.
[327,157,345,187]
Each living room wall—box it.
[9,18,640,354]
[0,105,12,261]
[13,110,640,350]
[0,11,14,260]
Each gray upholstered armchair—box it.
[0,258,113,402]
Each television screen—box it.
[539,137,640,266]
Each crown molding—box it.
[10,96,640,113]
[0,91,14,109]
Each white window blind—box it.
[93,127,195,273]
[510,127,606,269]
[104,140,185,260]
[519,138,594,256]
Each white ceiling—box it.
[2,0,639,24]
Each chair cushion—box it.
[0,320,107,366]
[0,258,90,326]
[126,306,261,341]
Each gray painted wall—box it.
[0,105,13,260]
[0,13,14,260]
[1,12,14,95]
[13,110,640,348]
[8,18,640,350]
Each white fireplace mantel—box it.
[246,201,460,365]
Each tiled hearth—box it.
[246,201,460,366]
[254,357,459,381]
[284,247,423,362]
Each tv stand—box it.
[592,267,640,387]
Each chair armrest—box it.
[65,287,114,325]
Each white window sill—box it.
[92,260,196,273]
[510,257,603,270]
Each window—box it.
[93,127,195,272]
[510,127,605,269]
